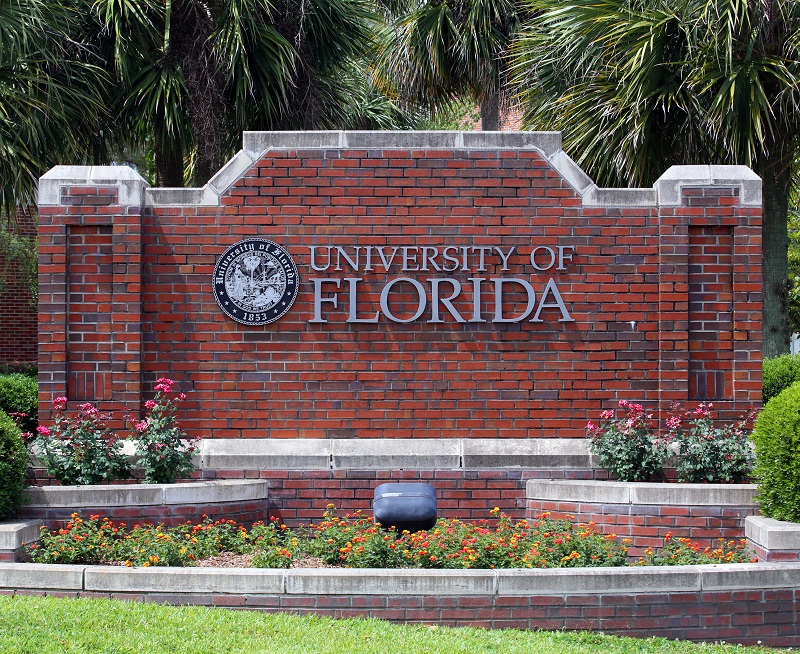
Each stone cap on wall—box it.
[655,165,762,207]
[199,437,594,470]
[39,165,149,207]
[39,131,761,210]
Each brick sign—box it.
[38,132,762,443]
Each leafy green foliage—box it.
[398,509,628,569]
[373,0,519,128]
[636,533,756,566]
[0,0,108,211]
[763,354,800,404]
[30,398,130,485]
[129,378,198,484]
[29,515,284,566]
[664,403,756,483]
[787,208,800,333]
[251,546,294,568]
[586,401,667,481]
[29,509,757,571]
[0,373,37,433]
[753,381,800,522]
[510,0,800,357]
[0,409,27,519]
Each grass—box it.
[0,595,783,654]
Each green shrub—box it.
[763,354,800,404]
[0,409,28,519]
[0,373,37,433]
[753,381,800,522]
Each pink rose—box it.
[144,400,157,410]
[36,425,51,436]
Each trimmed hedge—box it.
[753,381,800,522]
[0,409,27,520]
[763,354,800,404]
[0,373,37,433]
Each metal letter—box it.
[346,278,379,323]
[493,278,536,323]
[530,246,556,271]
[429,278,465,323]
[531,278,574,322]
[380,277,427,323]
[309,278,341,323]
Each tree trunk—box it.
[154,130,184,188]
[480,91,501,131]
[758,144,792,358]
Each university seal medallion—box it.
[213,238,299,325]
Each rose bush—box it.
[586,400,667,481]
[129,378,199,484]
[664,402,755,483]
[29,397,130,485]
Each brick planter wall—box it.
[14,480,268,530]
[3,563,800,647]
[527,480,758,556]
[746,516,800,562]
[38,133,762,441]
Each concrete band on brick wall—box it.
[199,438,593,470]
[14,480,269,532]
[2,561,799,597]
[527,479,758,506]
[3,562,800,645]
[0,521,42,561]
[21,479,267,509]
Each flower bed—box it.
[24,509,754,569]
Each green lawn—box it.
[0,595,780,654]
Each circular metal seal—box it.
[213,238,299,325]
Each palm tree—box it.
[511,0,800,357]
[0,0,107,211]
[374,0,520,130]
[92,0,406,186]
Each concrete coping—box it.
[38,165,148,207]
[0,521,43,551]
[39,132,760,210]
[527,479,758,507]
[745,515,800,551]
[199,438,594,470]
[22,479,268,509]
[654,164,761,207]
[2,561,799,597]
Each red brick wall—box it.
[37,139,762,438]
[0,209,37,367]
[526,498,754,556]
[8,587,797,647]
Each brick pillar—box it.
[654,166,762,419]
[38,167,148,427]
